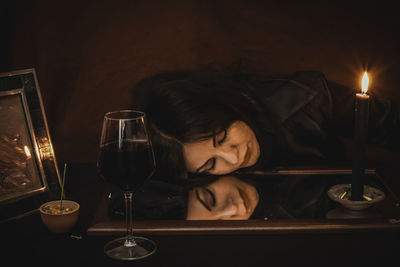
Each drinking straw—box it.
[60,163,67,209]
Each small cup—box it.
[40,200,80,234]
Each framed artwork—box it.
[0,69,61,222]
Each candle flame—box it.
[361,71,369,94]
[24,145,31,157]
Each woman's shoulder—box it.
[248,70,330,123]
[253,70,329,94]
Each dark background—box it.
[1,3,400,266]
[1,0,400,164]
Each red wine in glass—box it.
[98,140,155,192]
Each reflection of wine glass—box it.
[97,110,156,260]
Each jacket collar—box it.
[260,78,318,123]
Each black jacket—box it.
[245,70,400,168]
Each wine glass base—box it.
[104,236,157,261]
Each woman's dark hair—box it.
[132,64,279,180]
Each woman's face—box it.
[183,121,260,175]
[186,176,259,220]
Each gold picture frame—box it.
[0,69,61,222]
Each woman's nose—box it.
[215,144,239,165]
[217,197,246,219]
[217,203,239,218]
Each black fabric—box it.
[250,174,334,220]
[244,71,400,169]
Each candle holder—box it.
[327,183,385,218]
[327,72,386,218]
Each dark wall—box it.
[3,0,400,163]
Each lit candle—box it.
[351,72,370,201]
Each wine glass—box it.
[97,110,156,260]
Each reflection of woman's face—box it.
[183,121,260,175]
[186,176,259,220]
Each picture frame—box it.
[0,69,61,222]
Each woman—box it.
[132,65,399,180]
[186,176,259,220]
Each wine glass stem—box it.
[124,192,136,248]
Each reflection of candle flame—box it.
[361,72,369,94]
[24,145,31,157]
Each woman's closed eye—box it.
[214,129,227,146]
[196,129,227,174]
[195,187,216,211]
[196,157,216,174]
